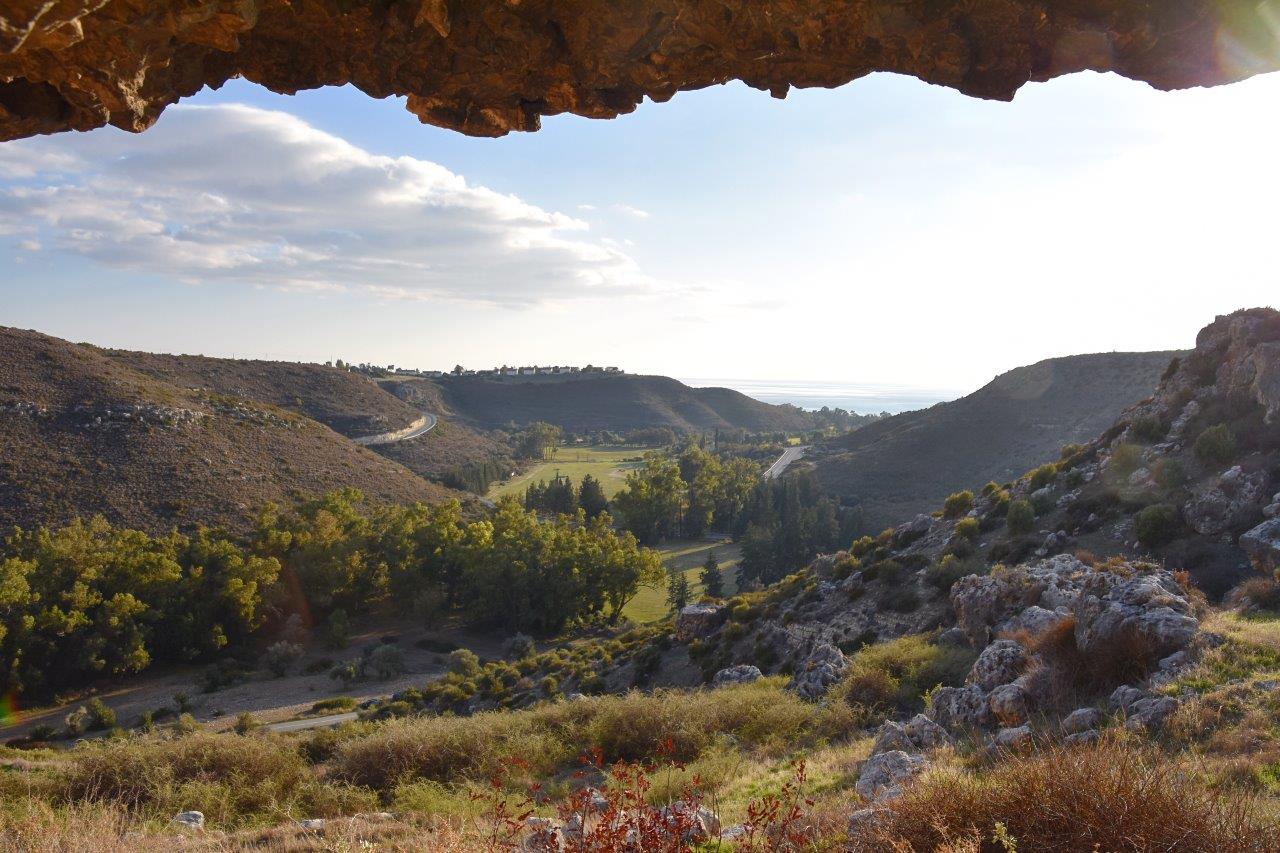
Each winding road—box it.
[764,444,808,479]
[266,711,359,733]
[352,412,438,446]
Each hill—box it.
[0,328,462,534]
[427,373,823,433]
[809,350,1181,532]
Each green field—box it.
[622,539,741,623]
[487,445,657,500]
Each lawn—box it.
[487,445,657,500]
[623,539,742,623]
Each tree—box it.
[264,640,304,677]
[700,551,724,598]
[1006,499,1036,535]
[666,569,691,613]
[578,474,609,519]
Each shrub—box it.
[330,661,360,687]
[200,659,249,693]
[943,490,974,519]
[264,641,304,677]
[64,707,89,737]
[1130,415,1167,443]
[883,587,920,613]
[303,657,334,675]
[981,481,1002,496]
[1134,503,1182,547]
[1195,424,1237,465]
[233,713,260,735]
[447,648,482,678]
[84,698,116,731]
[1155,457,1188,490]
[840,635,975,721]
[953,517,979,540]
[863,559,905,585]
[366,645,406,680]
[503,633,536,660]
[1006,499,1036,535]
[324,608,351,650]
[1109,443,1145,478]
[854,741,1274,853]
[926,554,982,593]
[311,696,359,713]
[1015,614,1160,708]
[1027,463,1058,490]
[1228,576,1280,613]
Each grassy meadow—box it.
[487,445,657,500]
[622,539,741,623]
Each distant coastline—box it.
[678,378,960,416]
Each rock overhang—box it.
[1,0,1278,142]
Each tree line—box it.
[0,490,663,699]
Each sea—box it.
[678,378,961,416]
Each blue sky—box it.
[2,70,1278,396]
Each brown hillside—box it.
[0,328,460,534]
[810,351,1181,532]
[431,374,817,433]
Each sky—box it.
[2,69,1278,398]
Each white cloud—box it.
[576,203,597,211]
[0,105,653,305]
[17,239,40,251]
[612,203,650,219]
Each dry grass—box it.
[857,739,1278,852]
[1009,614,1159,713]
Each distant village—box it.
[333,361,624,380]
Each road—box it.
[764,445,808,479]
[266,711,359,733]
[352,412,437,446]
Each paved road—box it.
[353,412,437,446]
[266,711,359,733]
[764,445,809,479]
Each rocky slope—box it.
[809,350,1179,532]
[3,1,1277,142]
[0,327,464,534]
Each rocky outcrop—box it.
[788,643,847,701]
[3,1,1278,142]
[1241,519,1280,572]
[712,664,762,688]
[855,750,927,803]
[674,603,724,642]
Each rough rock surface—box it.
[712,664,763,687]
[1241,519,1280,572]
[674,603,724,642]
[788,643,847,701]
[2,1,1278,142]
[855,750,927,802]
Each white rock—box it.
[855,751,927,802]
[171,811,205,830]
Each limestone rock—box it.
[674,603,724,641]
[903,713,953,751]
[2,1,1277,143]
[855,750,926,802]
[987,682,1030,727]
[928,685,991,731]
[993,725,1033,750]
[657,802,721,843]
[787,643,846,701]
[1062,729,1100,746]
[712,664,762,688]
[968,639,1027,691]
[1241,519,1280,572]
[171,811,204,830]
[1061,707,1102,734]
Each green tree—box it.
[700,551,724,598]
[1006,499,1036,535]
[667,569,691,613]
[577,474,609,519]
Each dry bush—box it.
[1228,576,1280,614]
[855,740,1276,853]
[1010,615,1159,712]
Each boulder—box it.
[1004,605,1070,637]
[1122,695,1179,732]
[1061,707,1102,734]
[1184,468,1270,536]
[788,643,847,701]
[674,603,725,641]
[658,802,721,843]
[855,751,927,802]
[968,640,1028,691]
[987,682,1030,727]
[871,721,915,756]
[927,685,991,731]
[1072,571,1197,661]
[993,725,1033,750]
[1063,729,1100,746]
[712,664,763,687]
[903,713,953,750]
[894,514,935,545]
[1241,519,1280,572]
[298,819,326,831]
[171,811,205,830]
[937,626,969,647]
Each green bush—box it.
[1194,424,1236,465]
[943,491,975,519]
[953,518,980,540]
[1134,503,1181,547]
[311,696,359,713]
[840,635,976,722]
[926,554,982,593]
[1130,415,1166,443]
[84,697,116,731]
[1027,464,1058,491]
[1006,499,1036,535]
[447,648,482,678]
[864,559,906,585]
[1109,443,1145,478]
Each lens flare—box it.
[0,693,17,725]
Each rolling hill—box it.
[809,350,1182,532]
[427,373,822,433]
[0,328,463,534]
